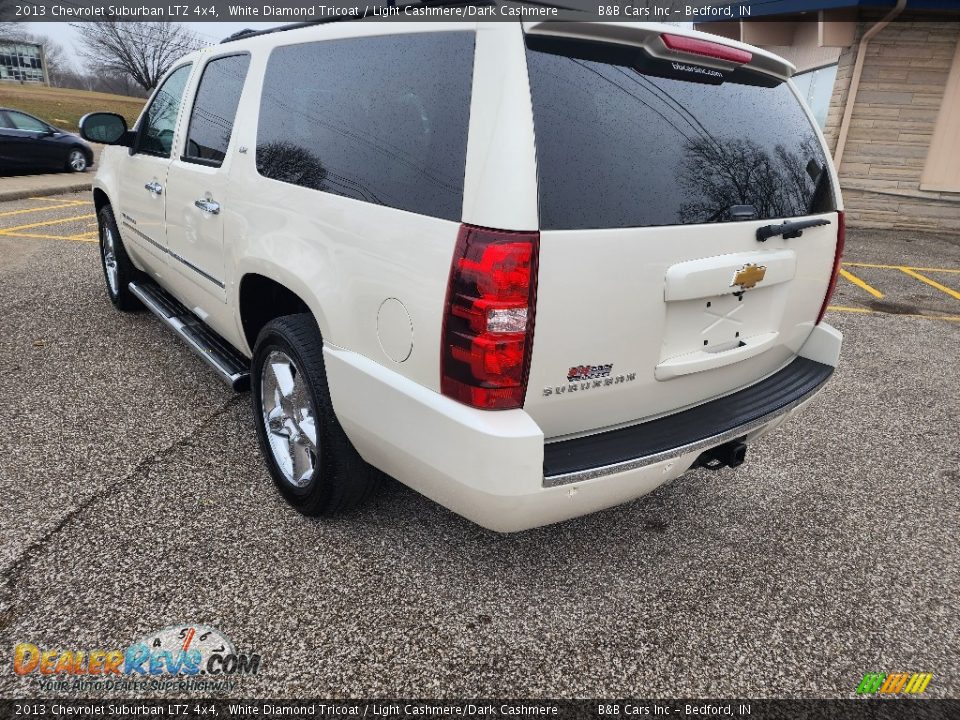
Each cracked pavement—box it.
[0,199,958,698]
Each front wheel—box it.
[97,205,141,311]
[66,148,88,172]
[252,314,377,516]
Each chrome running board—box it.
[128,280,250,392]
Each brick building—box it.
[698,1,960,232]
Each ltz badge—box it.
[543,364,636,397]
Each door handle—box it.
[194,199,220,215]
[144,181,163,195]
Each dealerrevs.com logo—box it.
[14,624,261,692]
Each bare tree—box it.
[71,21,204,92]
[256,141,328,191]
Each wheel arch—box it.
[92,187,110,215]
[238,273,325,354]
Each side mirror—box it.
[79,112,131,146]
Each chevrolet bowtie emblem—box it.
[731,263,767,290]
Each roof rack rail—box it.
[222,29,258,43]
[219,0,496,44]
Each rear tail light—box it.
[816,211,845,324]
[441,224,539,410]
[660,33,753,65]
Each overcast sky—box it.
[26,22,285,70]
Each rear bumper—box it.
[543,356,833,486]
[324,322,841,532]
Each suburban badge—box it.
[543,364,636,397]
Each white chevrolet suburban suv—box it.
[80,18,844,532]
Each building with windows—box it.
[697,1,960,232]
[0,39,49,85]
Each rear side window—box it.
[525,36,837,230]
[184,53,250,166]
[257,32,475,221]
[6,111,48,132]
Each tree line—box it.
[4,21,205,97]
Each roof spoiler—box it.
[522,21,796,82]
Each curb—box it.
[0,183,92,202]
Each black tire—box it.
[252,314,377,516]
[97,205,142,311]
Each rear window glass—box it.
[257,32,475,222]
[525,36,837,230]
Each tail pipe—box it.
[697,439,747,471]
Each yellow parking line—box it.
[900,267,960,302]
[0,201,89,218]
[0,213,96,234]
[28,196,91,204]
[838,268,884,299]
[844,261,960,274]
[828,305,960,322]
[0,231,85,240]
[828,305,872,314]
[0,228,97,242]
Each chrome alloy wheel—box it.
[260,350,319,488]
[101,225,119,296]
[68,149,87,171]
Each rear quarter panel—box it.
[223,23,484,391]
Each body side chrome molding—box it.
[121,220,225,289]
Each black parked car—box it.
[0,107,95,174]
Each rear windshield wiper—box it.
[757,218,831,242]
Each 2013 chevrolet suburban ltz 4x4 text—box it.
[79,19,844,532]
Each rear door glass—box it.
[7,111,48,132]
[184,53,250,166]
[525,36,837,230]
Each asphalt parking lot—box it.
[0,193,957,699]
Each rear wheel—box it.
[66,148,88,172]
[97,205,141,311]
[252,314,377,515]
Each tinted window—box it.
[138,64,192,157]
[184,54,250,166]
[525,37,837,230]
[257,32,475,221]
[6,111,48,132]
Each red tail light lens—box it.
[816,211,845,324]
[441,224,539,410]
[661,34,753,64]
